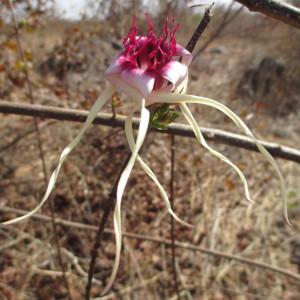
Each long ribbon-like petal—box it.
[125,115,192,227]
[180,102,253,204]
[102,99,150,295]
[151,92,291,226]
[3,86,114,225]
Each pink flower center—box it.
[122,15,179,72]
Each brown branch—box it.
[193,2,243,60]
[1,206,300,283]
[1,100,300,164]
[235,0,300,29]
[85,154,131,300]
[185,3,214,53]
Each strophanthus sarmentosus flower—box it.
[3,16,290,295]
[105,17,192,104]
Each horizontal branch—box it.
[1,100,300,163]
[235,0,300,29]
[1,206,299,282]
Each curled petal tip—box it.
[160,61,188,88]
[285,215,294,228]
[170,210,194,228]
[176,44,193,66]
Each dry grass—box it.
[0,9,300,300]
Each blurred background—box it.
[1,0,300,299]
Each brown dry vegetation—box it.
[0,3,300,300]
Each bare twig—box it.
[0,120,56,153]
[93,273,164,300]
[1,100,299,163]
[62,248,100,283]
[7,1,72,299]
[193,1,243,60]
[31,267,72,278]
[0,235,28,251]
[1,206,300,282]
[185,3,214,53]
[122,238,151,300]
[235,0,300,29]
[85,154,131,300]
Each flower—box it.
[105,15,192,104]
[3,15,290,297]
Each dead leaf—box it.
[224,177,235,191]
[0,64,6,72]
[14,61,26,71]
[4,40,18,51]
[24,50,33,62]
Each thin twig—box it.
[85,154,131,300]
[7,1,72,299]
[0,235,28,251]
[93,273,164,300]
[62,248,101,284]
[193,1,243,60]
[31,266,72,278]
[185,3,214,53]
[123,238,151,300]
[1,206,300,283]
[0,120,56,153]
[235,0,300,29]
[1,100,299,163]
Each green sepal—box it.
[149,104,180,130]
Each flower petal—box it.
[105,56,144,102]
[102,99,150,295]
[174,74,189,94]
[180,102,253,204]
[151,92,291,226]
[105,54,125,76]
[125,115,192,228]
[106,73,142,103]
[159,61,188,88]
[3,87,114,225]
[121,68,155,99]
[176,44,193,66]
